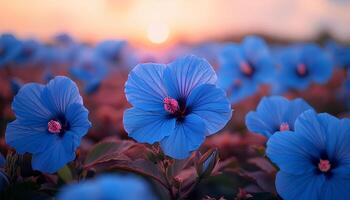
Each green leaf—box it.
[57,165,73,183]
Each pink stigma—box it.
[234,79,242,86]
[48,120,62,133]
[318,159,331,173]
[279,122,290,131]
[163,97,179,114]
[240,62,253,76]
[296,64,307,76]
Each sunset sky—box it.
[1,0,350,45]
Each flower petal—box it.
[186,84,232,135]
[65,103,91,139]
[294,109,327,151]
[303,44,333,84]
[242,36,270,62]
[31,131,78,173]
[283,98,313,131]
[5,120,55,154]
[229,80,257,104]
[160,114,206,159]
[322,174,350,200]
[123,108,176,144]
[266,131,318,174]
[42,76,83,115]
[218,44,244,86]
[275,171,324,200]
[163,55,217,99]
[245,96,289,138]
[125,63,167,111]
[241,36,275,83]
[12,83,52,126]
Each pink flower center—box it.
[234,79,242,86]
[296,63,307,76]
[48,120,62,134]
[163,97,179,114]
[279,122,290,131]
[240,62,253,76]
[318,159,331,172]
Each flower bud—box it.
[196,149,219,178]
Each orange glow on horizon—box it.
[0,0,350,44]
[147,22,170,44]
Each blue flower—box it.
[0,33,21,67]
[124,55,232,159]
[57,174,156,200]
[70,48,108,94]
[14,39,41,64]
[43,33,80,66]
[95,40,127,65]
[266,110,350,199]
[245,96,312,138]
[53,33,75,45]
[325,40,350,69]
[5,76,91,173]
[276,44,334,91]
[218,36,275,103]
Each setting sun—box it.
[147,22,169,44]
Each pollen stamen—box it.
[279,122,290,131]
[296,63,307,76]
[163,97,179,114]
[240,62,253,76]
[318,159,331,173]
[48,120,62,134]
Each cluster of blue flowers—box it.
[246,96,350,199]
[0,33,136,94]
[2,33,350,199]
[218,36,349,104]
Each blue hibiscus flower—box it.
[57,174,156,200]
[218,36,275,103]
[123,55,232,159]
[245,96,312,138]
[5,76,91,173]
[0,33,22,67]
[276,44,334,91]
[70,48,108,94]
[266,110,350,199]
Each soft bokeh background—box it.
[0,1,350,199]
[1,0,350,45]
